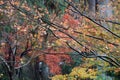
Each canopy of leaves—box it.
[0,0,120,80]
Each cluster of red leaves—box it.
[45,53,71,74]
[62,13,80,28]
[14,56,21,67]
[37,47,72,75]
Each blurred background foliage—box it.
[0,0,120,80]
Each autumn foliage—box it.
[0,0,120,80]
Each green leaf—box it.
[36,0,46,8]
[26,0,34,8]
[3,25,13,33]
[41,14,51,25]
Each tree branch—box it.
[64,0,120,38]
[74,31,119,47]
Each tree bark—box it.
[88,0,96,13]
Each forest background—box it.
[0,0,120,80]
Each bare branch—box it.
[15,52,34,69]
[74,31,119,47]
[66,42,120,67]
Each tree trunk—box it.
[87,0,113,28]
[88,0,96,13]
